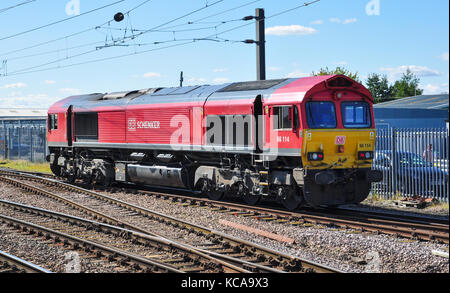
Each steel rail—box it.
[0,250,52,273]
[0,173,339,273]
[0,213,184,273]
[1,169,447,243]
[0,179,250,273]
[0,200,245,273]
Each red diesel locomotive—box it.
[47,75,382,210]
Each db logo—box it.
[335,136,346,145]
[128,119,137,131]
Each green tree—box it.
[365,73,393,103]
[312,66,360,82]
[391,69,423,98]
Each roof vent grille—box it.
[327,77,353,88]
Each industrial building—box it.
[0,108,48,162]
[374,94,449,129]
[0,108,47,128]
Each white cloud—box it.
[269,66,281,72]
[59,88,82,95]
[186,77,207,84]
[212,78,230,84]
[44,80,56,84]
[380,65,441,80]
[310,20,323,25]
[1,82,27,89]
[438,52,449,61]
[265,25,317,36]
[143,72,161,78]
[423,83,449,94]
[343,18,357,24]
[0,93,57,108]
[329,18,357,24]
[285,70,310,78]
[213,68,228,73]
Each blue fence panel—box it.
[0,125,48,163]
[372,127,449,203]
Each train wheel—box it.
[242,192,261,205]
[281,187,304,211]
[82,175,93,186]
[67,173,76,184]
[198,179,224,201]
[50,164,62,177]
[208,189,225,201]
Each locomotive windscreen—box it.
[74,112,98,141]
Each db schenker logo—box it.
[128,119,161,131]
[128,119,137,131]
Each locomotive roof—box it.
[49,75,372,112]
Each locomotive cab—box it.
[296,77,383,207]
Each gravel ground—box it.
[0,223,135,273]
[101,191,449,273]
[1,181,448,273]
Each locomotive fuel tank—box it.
[127,164,188,188]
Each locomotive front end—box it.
[298,77,383,207]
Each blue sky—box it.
[0,0,448,109]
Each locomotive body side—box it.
[47,76,382,209]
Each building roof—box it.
[0,108,47,119]
[374,94,449,110]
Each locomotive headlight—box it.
[334,92,344,100]
[358,151,373,160]
[308,152,324,161]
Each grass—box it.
[425,202,449,212]
[0,160,51,174]
[366,192,449,214]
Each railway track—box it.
[1,169,448,245]
[0,199,247,273]
[144,193,449,244]
[0,170,339,273]
[0,250,52,273]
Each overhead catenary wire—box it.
[107,0,226,46]
[0,0,241,58]
[6,41,106,61]
[0,0,127,42]
[0,0,154,58]
[0,0,36,14]
[3,0,321,77]
[3,0,228,74]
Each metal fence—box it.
[372,128,449,203]
[0,126,48,163]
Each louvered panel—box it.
[127,108,191,145]
[98,111,126,143]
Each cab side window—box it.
[48,114,58,130]
[273,106,292,130]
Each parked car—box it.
[434,158,449,172]
[373,150,449,197]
